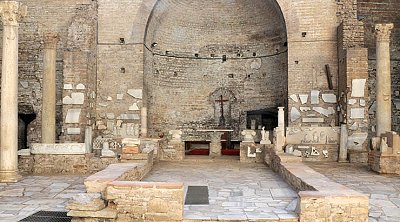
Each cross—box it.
[215,95,229,127]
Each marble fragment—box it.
[65,109,81,123]
[106,113,115,119]
[348,99,357,105]
[312,107,335,117]
[321,94,336,103]
[351,79,366,97]
[290,107,301,122]
[368,101,376,114]
[393,99,400,109]
[127,89,143,99]
[310,90,320,104]
[299,94,309,104]
[73,93,85,104]
[31,143,87,154]
[310,147,320,156]
[360,99,366,107]
[300,107,311,112]
[289,94,299,103]
[64,84,73,90]
[302,118,324,123]
[117,94,124,100]
[129,103,140,111]
[67,128,81,135]
[347,132,368,149]
[76,84,85,89]
[20,81,29,88]
[117,114,140,120]
[350,108,365,119]
[292,149,302,157]
[107,96,112,101]
[350,122,358,131]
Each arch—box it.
[130,0,295,44]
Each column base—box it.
[0,170,22,182]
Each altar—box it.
[196,129,234,157]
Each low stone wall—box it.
[265,146,369,222]
[68,154,185,222]
[19,154,118,175]
[106,181,184,221]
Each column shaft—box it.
[375,24,394,136]
[141,107,147,137]
[41,33,58,143]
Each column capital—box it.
[43,32,59,49]
[375,23,394,42]
[0,1,27,26]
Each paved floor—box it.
[144,160,299,221]
[0,175,86,222]
[306,162,400,222]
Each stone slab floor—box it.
[144,160,299,221]
[306,162,400,222]
[0,175,86,222]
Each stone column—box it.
[338,124,348,162]
[141,107,147,138]
[0,1,27,182]
[41,33,59,143]
[375,23,394,136]
[278,107,285,128]
[209,132,223,157]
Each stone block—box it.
[321,94,336,103]
[302,118,324,123]
[67,193,106,211]
[310,90,320,104]
[31,143,87,154]
[122,146,140,154]
[127,89,143,99]
[350,108,365,119]
[67,207,117,219]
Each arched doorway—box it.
[143,0,288,142]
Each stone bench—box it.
[84,163,147,193]
[265,148,369,222]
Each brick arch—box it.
[130,0,296,44]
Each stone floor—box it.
[143,160,299,221]
[306,162,400,222]
[0,175,86,222]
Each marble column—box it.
[141,107,147,138]
[0,1,27,182]
[278,107,285,128]
[375,23,394,136]
[41,33,59,143]
[338,124,348,162]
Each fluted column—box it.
[0,1,27,182]
[375,23,394,136]
[41,33,59,143]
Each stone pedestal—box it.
[0,1,27,182]
[375,23,394,136]
[140,107,147,138]
[209,132,223,157]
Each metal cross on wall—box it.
[215,95,229,127]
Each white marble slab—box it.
[302,118,324,123]
[312,107,335,117]
[351,79,366,97]
[321,94,336,103]
[290,107,301,122]
[65,109,81,123]
[67,128,81,135]
[310,90,320,104]
[127,89,143,99]
[290,94,299,103]
[299,94,309,104]
[31,143,87,154]
[350,108,365,119]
